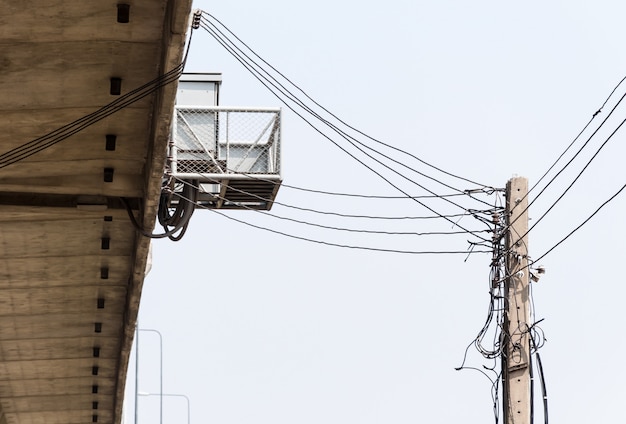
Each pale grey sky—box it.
[127,1,626,423]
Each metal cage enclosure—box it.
[167,106,282,210]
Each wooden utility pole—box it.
[502,177,531,424]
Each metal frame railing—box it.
[168,106,281,181]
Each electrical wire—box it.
[0,28,195,169]
[535,351,549,424]
[506,108,626,251]
[164,185,491,255]
[533,182,626,263]
[208,205,490,254]
[198,16,496,225]
[122,178,199,241]
[200,11,491,190]
[166,144,499,225]
[528,73,626,196]
[172,176,493,238]
[241,177,497,200]
[171,144,500,202]
[454,200,551,424]
[281,184,493,199]
[495,184,626,286]
[179,172,485,221]
[199,17,481,215]
[121,197,190,239]
[198,16,495,209]
[530,345,535,424]
[504,73,626,236]
[156,179,198,241]
[191,14,560,423]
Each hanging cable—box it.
[198,18,467,204]
[280,183,499,199]
[533,182,626,263]
[528,73,626,195]
[122,177,200,241]
[198,16,494,207]
[535,351,549,424]
[156,179,199,241]
[198,16,496,222]
[455,202,509,424]
[179,173,483,221]
[0,29,195,169]
[168,145,498,225]
[172,177,494,238]
[172,144,499,202]
[200,11,491,190]
[505,109,626,251]
[503,74,626,237]
[165,185,491,255]
[208,204,491,255]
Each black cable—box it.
[533,182,626,263]
[502,104,626,253]
[246,208,489,237]
[528,73,626,195]
[233,175,497,200]
[172,187,490,255]
[281,183,495,199]
[198,17,495,211]
[121,197,189,239]
[0,70,182,167]
[122,175,200,242]
[176,148,499,200]
[183,173,480,221]
[504,74,626,236]
[535,351,549,424]
[519,115,626,245]
[456,208,507,424]
[198,19,496,228]
[200,11,491,189]
[174,176,493,238]
[211,208,491,254]
[169,147,498,225]
[0,29,195,169]
[157,179,198,241]
[530,347,535,424]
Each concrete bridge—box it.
[0,1,193,423]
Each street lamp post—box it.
[136,328,164,424]
[138,392,191,424]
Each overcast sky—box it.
[126,1,626,423]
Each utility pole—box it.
[502,176,531,424]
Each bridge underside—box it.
[0,1,192,423]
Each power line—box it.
[511,112,626,248]
[197,15,496,221]
[182,173,490,221]
[179,26,492,242]
[177,163,497,200]
[200,11,491,190]
[533,182,626,264]
[277,183,496,200]
[504,72,626,234]
[0,30,195,169]
[528,72,626,195]
[209,207,491,254]
[173,177,493,238]
[198,15,494,207]
[159,181,491,255]
[169,147,497,219]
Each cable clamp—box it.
[192,9,202,29]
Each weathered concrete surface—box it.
[0,1,193,423]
